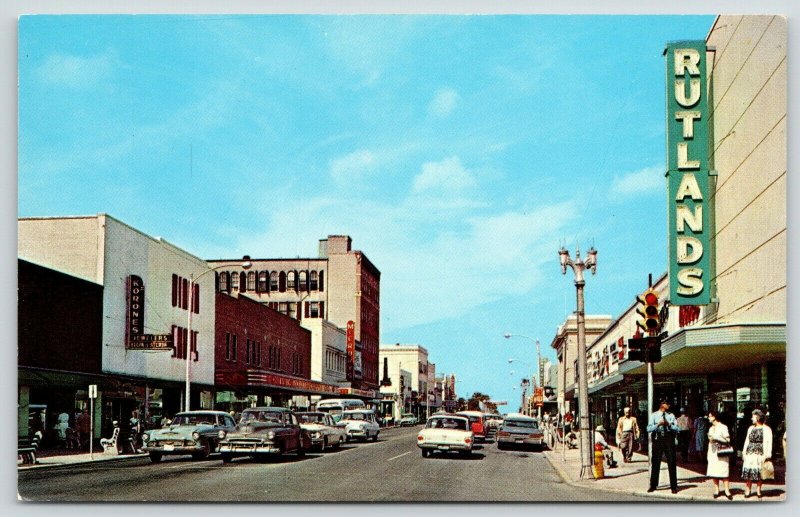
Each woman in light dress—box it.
[741,409,773,499]
[706,410,733,500]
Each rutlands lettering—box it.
[673,48,704,297]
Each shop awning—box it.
[215,370,341,396]
[619,323,785,376]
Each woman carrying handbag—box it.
[742,409,774,499]
[706,410,734,500]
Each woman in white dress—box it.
[741,409,773,499]
[706,410,733,500]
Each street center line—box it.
[387,451,411,462]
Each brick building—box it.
[208,235,381,396]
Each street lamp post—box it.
[504,334,543,418]
[185,256,252,413]
[508,358,534,415]
[559,245,597,479]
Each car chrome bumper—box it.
[143,443,202,454]
[497,436,544,445]
[347,430,368,437]
[219,443,280,455]
[418,443,471,451]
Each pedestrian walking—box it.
[706,410,733,500]
[741,409,773,499]
[75,408,91,449]
[646,400,680,494]
[676,408,691,462]
[616,406,640,463]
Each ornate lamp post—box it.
[559,245,597,479]
[185,256,252,412]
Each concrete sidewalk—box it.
[543,444,786,502]
[18,451,147,470]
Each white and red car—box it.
[416,414,474,458]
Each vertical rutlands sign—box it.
[665,41,711,305]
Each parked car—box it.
[338,409,380,442]
[417,414,474,458]
[141,410,236,463]
[398,413,419,427]
[456,411,488,442]
[485,414,504,433]
[296,412,346,451]
[496,413,545,450]
[217,407,310,463]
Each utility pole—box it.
[559,245,598,480]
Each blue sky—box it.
[18,15,715,409]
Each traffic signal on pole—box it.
[645,339,662,362]
[627,337,646,362]
[636,289,660,334]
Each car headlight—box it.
[192,432,201,441]
[141,433,149,442]
[359,424,366,430]
[268,431,276,440]
[218,430,227,440]
[312,432,321,439]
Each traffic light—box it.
[627,336,662,363]
[645,339,662,362]
[627,337,646,362]
[636,289,660,334]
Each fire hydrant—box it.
[593,443,605,479]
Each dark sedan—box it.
[218,407,310,463]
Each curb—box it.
[542,451,713,502]
[18,453,148,472]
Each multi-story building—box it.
[549,315,613,416]
[208,235,381,395]
[214,292,339,411]
[581,15,786,452]
[378,344,434,421]
[18,214,225,434]
[18,259,104,441]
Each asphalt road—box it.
[18,427,652,502]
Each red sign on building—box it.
[346,320,355,380]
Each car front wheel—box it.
[421,449,429,458]
[149,453,162,463]
[221,453,232,463]
[192,440,211,460]
[371,433,378,442]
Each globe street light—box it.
[185,256,252,412]
[559,245,597,479]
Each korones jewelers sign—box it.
[126,275,173,350]
[665,41,711,305]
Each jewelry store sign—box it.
[665,41,711,305]
[126,275,174,350]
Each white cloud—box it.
[412,156,476,193]
[36,51,118,89]
[611,166,665,196]
[428,88,460,118]
[329,150,377,183]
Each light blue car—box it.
[142,410,236,463]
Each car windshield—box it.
[402,414,414,418]
[240,411,284,424]
[427,418,467,430]
[169,414,215,426]
[298,414,325,424]
[505,419,537,429]
[342,413,368,421]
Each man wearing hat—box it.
[647,400,681,493]
[594,425,618,468]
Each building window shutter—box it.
[319,270,324,292]
[279,272,286,292]
[319,301,325,319]
[193,284,200,313]
[192,330,198,361]
[304,301,310,318]
[171,325,177,358]
[181,278,189,309]
[172,274,178,307]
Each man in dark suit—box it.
[646,400,681,493]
